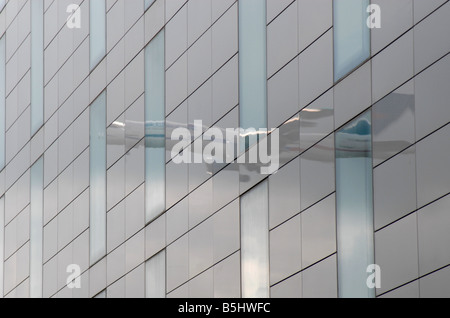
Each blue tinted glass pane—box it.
[31,0,44,135]
[335,111,374,298]
[90,0,106,70]
[0,0,5,12]
[145,30,165,223]
[30,157,44,298]
[334,0,370,81]
[241,180,269,298]
[90,91,107,265]
[239,0,267,151]
[0,36,5,170]
[146,250,165,298]
[145,0,155,10]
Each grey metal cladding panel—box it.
[213,252,241,298]
[212,55,238,123]
[166,197,189,245]
[414,1,450,73]
[378,280,419,298]
[270,272,302,298]
[298,0,332,52]
[373,147,417,230]
[269,214,302,285]
[166,158,188,210]
[300,134,335,211]
[420,266,450,298]
[418,194,450,276]
[372,80,415,166]
[299,29,333,109]
[372,30,414,103]
[416,124,450,208]
[300,89,334,152]
[302,255,337,298]
[334,62,371,130]
[188,268,213,298]
[301,194,336,269]
[414,0,448,22]
[415,54,450,141]
[188,179,213,229]
[211,3,238,73]
[165,54,188,116]
[213,199,240,264]
[267,1,298,78]
[374,213,419,295]
[187,0,212,47]
[371,0,413,55]
[187,29,212,95]
[267,0,292,23]
[269,157,300,229]
[188,217,214,278]
[268,57,299,130]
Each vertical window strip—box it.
[0,196,4,298]
[333,0,370,82]
[241,180,270,298]
[335,111,375,298]
[31,0,44,135]
[145,30,165,224]
[90,91,107,265]
[90,0,106,70]
[0,35,5,171]
[238,0,267,151]
[30,157,44,298]
[145,250,166,298]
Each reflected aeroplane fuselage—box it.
[107,93,413,168]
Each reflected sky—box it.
[241,180,269,298]
[336,111,374,298]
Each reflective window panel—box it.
[333,0,370,81]
[0,35,4,170]
[146,250,166,298]
[239,0,267,150]
[31,0,44,135]
[335,111,375,298]
[145,30,165,223]
[30,157,44,298]
[90,0,106,70]
[0,196,3,297]
[90,91,107,265]
[241,180,269,298]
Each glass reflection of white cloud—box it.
[336,112,374,298]
[241,181,269,298]
[90,91,107,266]
[30,158,43,298]
[146,250,165,298]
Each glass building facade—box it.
[0,0,449,298]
